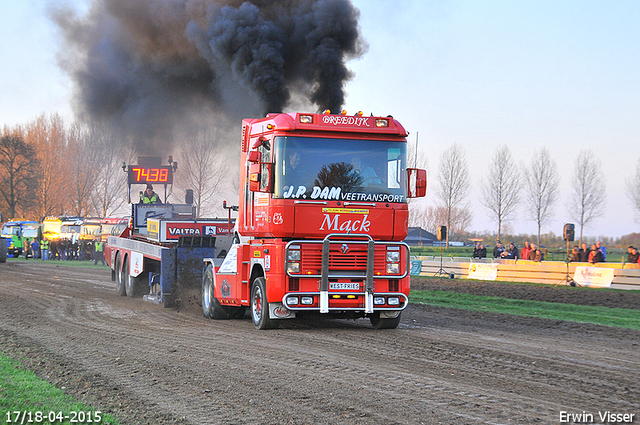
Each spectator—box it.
[578,243,590,262]
[529,243,542,262]
[502,242,520,259]
[570,246,580,262]
[589,244,603,264]
[473,243,487,259]
[596,241,607,262]
[520,241,531,261]
[31,239,39,260]
[93,238,106,266]
[627,246,640,264]
[40,238,49,261]
[24,239,32,259]
[493,241,505,258]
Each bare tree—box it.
[524,148,559,246]
[627,157,640,222]
[568,149,606,245]
[25,113,69,218]
[177,127,228,217]
[67,123,99,217]
[407,136,429,228]
[84,123,129,216]
[0,132,40,219]
[480,145,521,242]
[436,143,470,245]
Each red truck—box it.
[202,111,426,329]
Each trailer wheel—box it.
[370,312,402,330]
[250,277,278,330]
[0,241,7,263]
[115,255,126,296]
[202,264,244,319]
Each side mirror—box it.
[249,163,261,192]
[407,168,427,198]
[247,150,261,163]
[248,163,273,193]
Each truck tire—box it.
[123,257,143,297]
[370,312,402,330]
[116,255,126,296]
[202,264,244,319]
[250,277,278,330]
[0,241,7,263]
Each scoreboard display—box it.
[128,166,173,185]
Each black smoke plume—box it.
[53,0,365,153]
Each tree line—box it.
[0,113,232,222]
[409,142,640,248]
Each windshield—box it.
[22,226,39,238]
[82,225,101,237]
[273,136,407,203]
[1,225,18,237]
[61,225,81,234]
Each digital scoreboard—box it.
[128,166,173,185]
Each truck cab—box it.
[203,112,427,329]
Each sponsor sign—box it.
[573,266,614,288]
[467,263,498,281]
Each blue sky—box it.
[1,0,639,239]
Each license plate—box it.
[329,282,360,290]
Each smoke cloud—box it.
[53,0,366,153]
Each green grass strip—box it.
[0,353,120,425]
[410,290,640,330]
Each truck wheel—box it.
[250,277,278,330]
[0,241,7,263]
[116,255,126,296]
[202,264,244,319]
[370,312,402,330]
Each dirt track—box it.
[1,261,639,425]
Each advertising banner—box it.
[467,263,498,281]
[573,266,614,288]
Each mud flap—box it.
[268,302,296,320]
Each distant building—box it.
[404,227,437,246]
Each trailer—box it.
[104,157,234,307]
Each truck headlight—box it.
[287,262,300,273]
[286,296,299,305]
[287,249,300,261]
[386,263,400,274]
[388,297,400,305]
[386,251,400,262]
[374,297,386,305]
[301,296,313,305]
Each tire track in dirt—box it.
[1,261,639,424]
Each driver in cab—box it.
[351,157,381,186]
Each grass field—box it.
[0,354,120,425]
[410,289,640,330]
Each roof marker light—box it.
[341,110,347,115]
[355,111,363,117]
[266,123,275,130]
[322,109,331,115]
